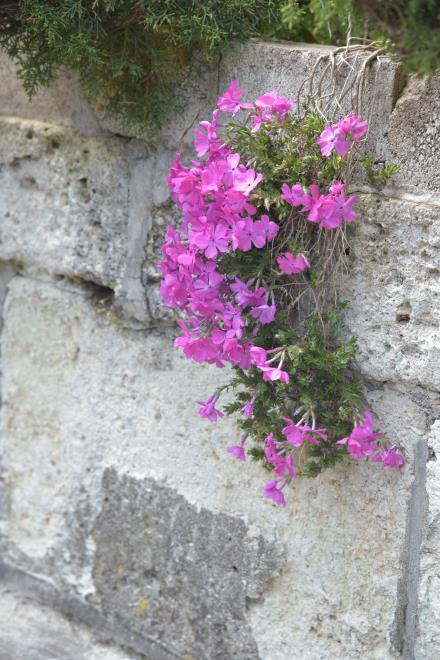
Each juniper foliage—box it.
[0,0,282,140]
[0,1,438,140]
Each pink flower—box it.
[282,181,358,230]
[249,346,268,366]
[277,252,310,275]
[197,393,224,422]
[190,222,230,259]
[255,90,293,115]
[259,366,289,384]
[272,454,297,479]
[217,80,244,114]
[282,419,327,446]
[232,166,263,194]
[231,217,255,252]
[317,114,368,158]
[317,125,350,157]
[381,445,405,468]
[194,110,220,157]
[263,480,286,506]
[251,214,279,248]
[340,114,368,141]
[241,395,256,418]
[250,303,276,324]
[227,433,248,461]
[227,445,246,461]
[336,410,383,459]
[281,183,311,210]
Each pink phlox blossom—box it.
[197,392,224,422]
[255,90,296,118]
[251,214,279,247]
[227,445,246,461]
[221,302,245,336]
[277,252,310,275]
[380,445,405,468]
[251,90,296,132]
[222,339,253,369]
[227,433,248,461]
[317,124,350,157]
[232,166,263,194]
[249,346,268,366]
[331,189,358,224]
[190,221,230,259]
[340,114,368,141]
[217,80,253,114]
[200,161,226,193]
[230,278,266,308]
[250,302,277,325]
[192,264,225,297]
[194,110,221,157]
[282,181,358,229]
[272,453,297,478]
[282,418,327,447]
[175,322,222,365]
[281,183,311,211]
[160,272,189,309]
[241,395,256,418]
[317,114,368,157]
[259,365,289,384]
[307,184,329,224]
[251,113,264,133]
[231,217,255,252]
[264,433,279,462]
[336,410,384,459]
[263,479,286,506]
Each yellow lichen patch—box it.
[136,596,148,617]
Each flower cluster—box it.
[281,181,357,230]
[317,114,368,157]
[160,82,298,375]
[160,81,405,507]
[261,409,405,506]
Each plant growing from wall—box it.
[159,80,405,506]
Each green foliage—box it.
[1,1,439,141]
[225,314,363,476]
[362,155,399,187]
[0,0,282,141]
[278,0,440,77]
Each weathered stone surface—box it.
[387,74,440,199]
[0,275,425,659]
[93,469,281,659]
[414,419,440,660]
[0,585,138,660]
[342,196,440,392]
[0,117,132,287]
[0,51,103,136]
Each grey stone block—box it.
[92,469,281,659]
[0,584,138,660]
[341,196,440,392]
[387,74,440,198]
[0,51,103,137]
[0,118,131,287]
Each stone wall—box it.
[0,42,439,660]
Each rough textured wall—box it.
[0,42,439,660]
